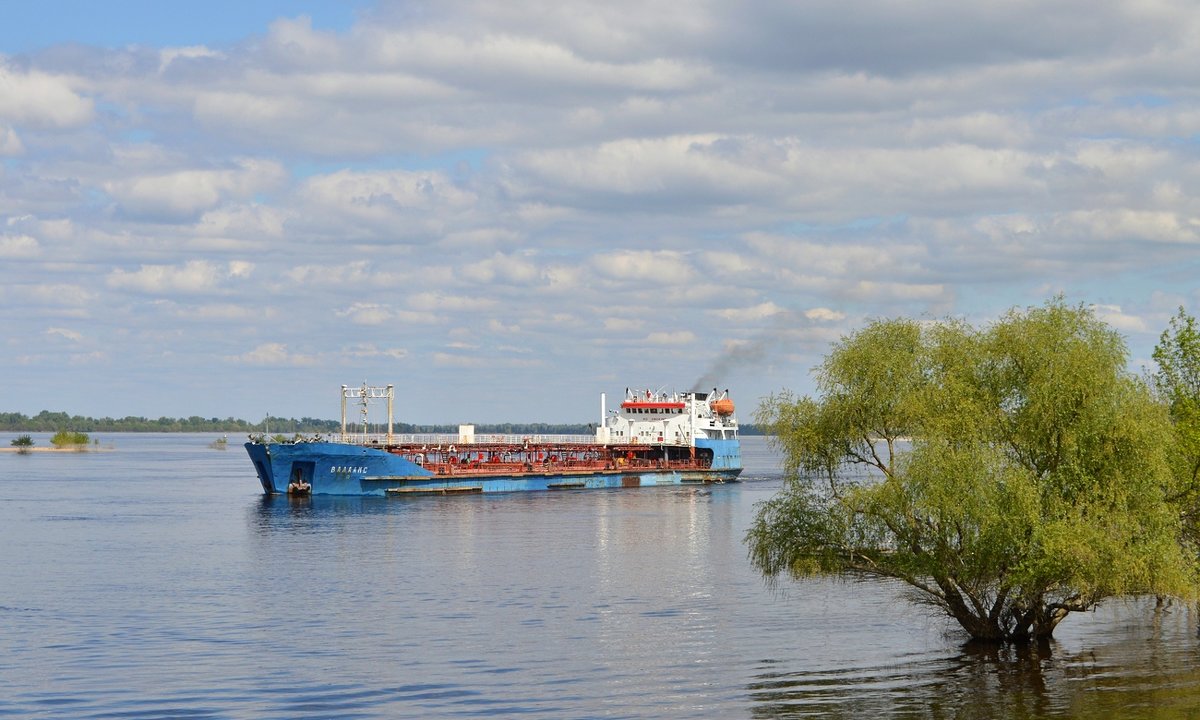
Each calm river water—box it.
[2,433,1199,719]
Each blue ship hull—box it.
[698,437,741,471]
[245,439,742,497]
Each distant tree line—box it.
[0,411,302,433]
[0,410,766,436]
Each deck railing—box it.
[326,432,601,446]
[270,431,737,447]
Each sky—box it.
[2,0,1198,424]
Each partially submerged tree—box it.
[749,299,1196,641]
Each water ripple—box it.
[4,436,1200,718]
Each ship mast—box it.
[340,383,395,442]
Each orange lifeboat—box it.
[710,398,735,416]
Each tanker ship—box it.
[245,384,742,496]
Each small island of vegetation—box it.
[50,430,91,449]
[4,430,93,453]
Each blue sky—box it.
[2,0,1199,423]
[0,1,365,53]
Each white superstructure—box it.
[595,387,738,446]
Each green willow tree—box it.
[1151,307,1200,541]
[748,299,1197,642]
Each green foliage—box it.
[50,430,89,448]
[11,434,33,447]
[1151,307,1200,540]
[750,298,1197,642]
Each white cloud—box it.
[196,204,286,240]
[284,261,400,287]
[699,251,764,276]
[1093,304,1148,333]
[263,16,342,66]
[460,252,541,284]
[106,260,250,295]
[1066,209,1199,245]
[335,302,447,326]
[158,45,226,73]
[363,26,710,94]
[603,317,645,332]
[65,351,107,366]
[178,304,267,321]
[45,327,83,342]
[434,351,487,368]
[408,292,497,312]
[0,233,39,258]
[846,281,947,302]
[295,169,476,239]
[228,261,254,278]
[713,302,785,322]
[191,90,301,130]
[804,307,846,322]
[0,65,93,128]
[345,343,408,360]
[19,283,94,307]
[645,330,697,345]
[904,112,1032,148]
[592,250,696,283]
[745,233,929,281]
[433,349,540,368]
[497,343,532,353]
[0,125,22,155]
[488,319,521,333]
[33,218,74,241]
[104,159,286,220]
[228,343,317,366]
[515,134,777,202]
[337,303,392,326]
